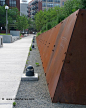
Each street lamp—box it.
[5,6,9,35]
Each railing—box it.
[32,5,38,10]
[27,15,30,17]
[27,6,30,9]
[32,0,38,5]
[32,10,37,15]
[27,10,30,13]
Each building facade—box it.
[60,0,66,6]
[27,0,67,20]
[27,0,42,20]
[22,0,27,2]
[20,3,28,16]
[0,0,20,32]
[0,0,20,11]
[42,0,60,11]
[0,0,5,6]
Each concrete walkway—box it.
[0,35,33,108]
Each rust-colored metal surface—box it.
[36,9,86,105]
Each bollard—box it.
[26,65,34,76]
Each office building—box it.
[27,0,67,20]
[0,0,5,6]
[60,0,66,6]
[27,0,42,20]
[0,0,20,11]
[20,3,28,16]
[0,0,20,32]
[42,0,60,11]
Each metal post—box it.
[5,6,9,35]
[6,9,7,35]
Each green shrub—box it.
[51,20,58,28]
[41,25,46,33]
[30,47,32,51]
[42,30,47,33]
[46,22,52,30]
[26,60,29,64]
[35,62,40,66]
[28,52,30,56]
[57,14,65,23]
[13,102,16,106]
[36,31,42,36]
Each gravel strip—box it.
[13,36,86,108]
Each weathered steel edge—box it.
[52,9,80,103]
[36,9,86,105]
[36,9,79,101]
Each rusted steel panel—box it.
[46,9,79,100]
[42,24,62,72]
[36,9,86,105]
[52,9,86,104]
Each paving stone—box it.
[0,35,33,108]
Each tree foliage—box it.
[34,10,44,31]
[35,0,85,33]
[0,6,19,29]
[28,18,36,33]
[0,6,29,31]
[81,0,86,9]
[0,6,6,26]
[15,15,29,31]
[8,7,19,29]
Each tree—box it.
[81,0,86,9]
[0,6,20,30]
[8,7,19,30]
[35,0,86,33]
[15,15,29,32]
[0,6,6,27]
[28,18,36,33]
[34,6,62,32]
[35,10,44,31]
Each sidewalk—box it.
[0,35,33,108]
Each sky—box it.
[20,0,31,3]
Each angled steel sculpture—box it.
[36,9,86,105]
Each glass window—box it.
[3,1,5,5]
[47,3,53,7]
[31,16,34,18]
[47,0,53,2]
[54,4,60,7]
[42,0,46,2]
[9,0,16,7]
[62,1,64,5]
[42,8,46,11]
[54,0,60,3]
[0,0,5,6]
[42,3,46,7]
[14,1,16,4]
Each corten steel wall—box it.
[36,9,86,105]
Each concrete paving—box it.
[21,73,39,81]
[0,35,33,108]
